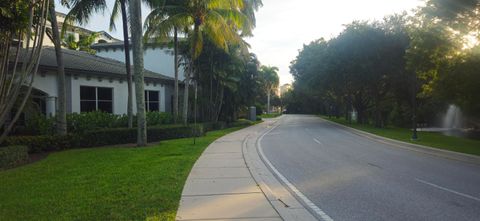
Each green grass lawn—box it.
[260,113,282,118]
[0,127,245,221]
[319,116,480,156]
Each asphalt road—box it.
[260,115,480,221]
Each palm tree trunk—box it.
[183,23,199,125]
[120,0,133,128]
[49,2,67,135]
[183,69,190,125]
[173,27,179,123]
[129,0,147,146]
[267,91,270,114]
[214,86,224,122]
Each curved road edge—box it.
[242,116,321,221]
[317,116,480,165]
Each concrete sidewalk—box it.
[176,119,318,221]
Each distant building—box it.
[279,83,292,97]
[42,12,121,47]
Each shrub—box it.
[0,146,29,170]
[228,119,254,128]
[3,124,206,152]
[76,124,204,147]
[67,111,123,134]
[18,111,176,136]
[146,112,173,126]
[5,135,74,153]
[75,128,136,147]
[23,114,56,135]
[148,124,204,141]
[203,121,227,132]
[2,122,205,153]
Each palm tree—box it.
[109,0,134,128]
[129,0,147,146]
[62,32,98,54]
[144,0,189,124]
[61,0,134,128]
[144,0,254,124]
[48,1,67,135]
[259,66,279,114]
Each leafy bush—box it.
[20,111,175,135]
[75,124,203,148]
[0,146,29,170]
[23,114,56,135]
[4,125,204,152]
[228,119,254,128]
[5,135,74,153]
[11,114,55,136]
[146,112,173,126]
[203,121,227,132]
[67,111,124,134]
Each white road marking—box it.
[258,124,334,221]
[415,178,480,202]
[313,138,323,146]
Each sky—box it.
[55,0,425,85]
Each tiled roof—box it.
[35,47,173,81]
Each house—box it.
[27,47,174,116]
[91,41,185,81]
[22,11,180,117]
[43,12,121,47]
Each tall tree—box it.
[259,66,279,114]
[129,0,147,146]
[173,27,179,123]
[0,0,50,143]
[48,1,67,135]
[62,32,98,54]
[144,0,253,124]
[144,0,188,124]
[110,0,134,128]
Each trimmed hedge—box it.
[3,119,255,154]
[203,120,256,131]
[5,135,74,153]
[4,124,204,153]
[203,121,228,132]
[16,111,175,136]
[77,124,204,148]
[227,119,255,128]
[0,146,29,170]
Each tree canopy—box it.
[286,6,480,128]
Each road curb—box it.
[319,117,480,165]
[242,117,320,221]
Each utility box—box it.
[249,106,256,121]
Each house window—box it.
[145,90,160,112]
[80,86,113,113]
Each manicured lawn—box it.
[0,127,245,220]
[260,113,282,118]
[319,116,480,156]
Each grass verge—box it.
[319,116,480,156]
[260,113,282,118]
[0,126,246,220]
